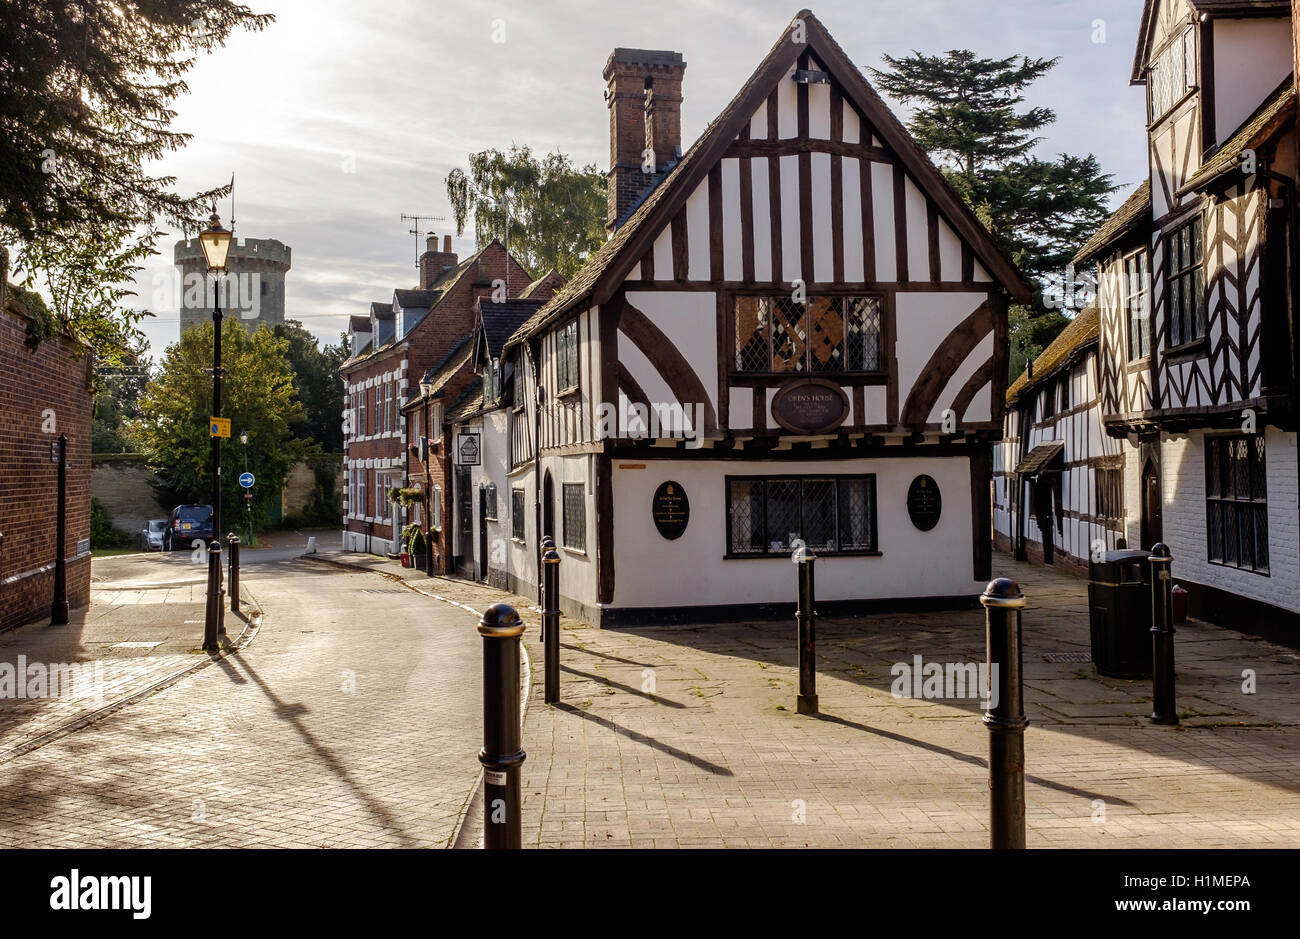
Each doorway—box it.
[542,471,555,544]
[1141,458,1163,549]
[478,485,488,582]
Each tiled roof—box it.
[1179,77,1294,196]
[480,299,547,358]
[424,335,474,398]
[445,377,486,424]
[505,9,1031,349]
[369,302,390,318]
[348,315,370,333]
[394,288,437,309]
[518,268,565,300]
[1014,440,1065,475]
[1071,182,1151,268]
[1006,306,1099,405]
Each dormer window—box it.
[1147,24,1196,123]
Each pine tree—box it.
[872,50,1117,377]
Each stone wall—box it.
[91,456,166,536]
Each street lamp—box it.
[420,376,436,578]
[200,209,233,652]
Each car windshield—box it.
[149,520,167,532]
[178,507,212,521]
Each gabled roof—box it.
[348,315,371,333]
[506,9,1032,348]
[394,288,437,309]
[1179,76,1294,196]
[1006,306,1100,405]
[479,298,548,359]
[518,268,565,300]
[369,302,390,318]
[1132,0,1290,83]
[1071,182,1152,268]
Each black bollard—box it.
[542,547,560,704]
[795,550,818,715]
[1148,543,1178,726]
[478,603,526,849]
[539,536,555,638]
[203,541,222,652]
[981,577,1028,849]
[227,533,240,612]
[50,434,69,625]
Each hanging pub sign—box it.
[906,475,942,531]
[456,433,480,466]
[651,480,690,540]
[770,378,849,435]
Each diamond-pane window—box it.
[562,483,586,551]
[734,295,882,374]
[726,475,877,556]
[771,299,808,373]
[1205,435,1268,573]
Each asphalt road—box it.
[0,550,485,848]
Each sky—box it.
[128,0,1150,359]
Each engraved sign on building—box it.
[651,481,689,540]
[770,379,849,435]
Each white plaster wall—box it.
[1160,427,1300,613]
[1213,18,1291,149]
[542,452,599,610]
[610,454,982,609]
[894,291,987,410]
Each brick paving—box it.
[0,554,485,848]
[324,550,1300,848]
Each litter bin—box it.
[1088,549,1154,678]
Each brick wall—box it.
[1,298,93,632]
[1160,427,1300,614]
[91,457,166,535]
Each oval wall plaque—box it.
[770,378,849,435]
[907,475,942,532]
[652,481,690,540]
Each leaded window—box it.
[735,296,882,374]
[1147,25,1196,122]
[726,475,876,556]
[556,319,580,392]
[1206,435,1268,573]
[1124,250,1151,360]
[1166,215,1206,348]
[484,483,498,520]
[1095,468,1123,523]
[511,488,526,541]
[562,483,586,551]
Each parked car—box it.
[164,504,215,551]
[139,518,167,552]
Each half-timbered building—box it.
[993,308,1140,574]
[1073,0,1299,629]
[501,11,1031,625]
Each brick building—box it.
[340,236,534,554]
[0,272,93,632]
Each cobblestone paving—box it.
[339,552,1300,849]
[0,557,484,848]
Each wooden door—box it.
[1141,459,1163,548]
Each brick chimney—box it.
[604,48,685,233]
[418,234,459,289]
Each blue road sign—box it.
[238,472,255,489]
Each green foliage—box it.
[282,461,342,528]
[89,497,134,549]
[0,0,271,247]
[408,527,426,557]
[272,321,346,453]
[871,49,1117,375]
[447,145,605,278]
[129,319,307,532]
[92,336,151,453]
[11,225,157,364]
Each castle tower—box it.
[174,237,292,337]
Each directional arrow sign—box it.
[238,472,255,489]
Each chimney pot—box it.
[443,234,452,252]
[426,235,438,252]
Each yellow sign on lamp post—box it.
[209,417,231,438]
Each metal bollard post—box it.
[203,541,223,652]
[795,550,818,715]
[227,533,240,612]
[478,603,526,849]
[981,577,1028,849]
[542,548,561,704]
[1148,543,1178,726]
[539,536,555,638]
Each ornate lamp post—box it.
[199,210,232,652]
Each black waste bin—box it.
[1088,549,1154,678]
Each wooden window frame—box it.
[724,473,879,559]
[561,483,586,553]
[731,291,887,380]
[555,319,580,395]
[1205,434,1269,575]
[1165,213,1207,350]
[511,487,526,542]
[1123,249,1152,361]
